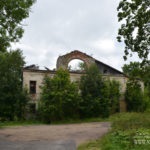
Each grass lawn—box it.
[0,120,44,128]
[78,112,150,150]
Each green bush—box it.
[100,113,150,150]
[125,80,146,112]
[143,87,150,112]
[39,65,121,122]
[80,64,120,118]
[78,113,150,150]
[38,68,81,123]
[0,50,29,121]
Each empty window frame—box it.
[103,69,108,74]
[30,81,36,94]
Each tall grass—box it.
[78,112,150,150]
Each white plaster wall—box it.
[23,71,54,103]
[23,70,129,100]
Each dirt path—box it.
[0,122,111,147]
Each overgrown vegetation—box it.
[39,65,120,123]
[122,62,150,112]
[125,80,146,112]
[38,68,81,123]
[0,50,29,121]
[80,64,120,118]
[100,113,150,150]
[78,112,150,150]
[0,0,35,121]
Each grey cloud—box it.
[16,0,131,71]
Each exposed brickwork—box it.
[57,50,95,69]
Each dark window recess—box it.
[29,103,36,113]
[30,81,36,94]
[103,69,108,74]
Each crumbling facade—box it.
[23,50,129,112]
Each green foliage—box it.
[39,68,81,123]
[117,0,150,65]
[143,87,150,112]
[0,50,29,121]
[109,80,120,114]
[111,112,150,130]
[80,64,120,118]
[39,65,120,122]
[80,64,104,117]
[78,112,150,150]
[0,0,35,121]
[0,120,43,128]
[100,113,150,150]
[99,129,150,150]
[122,62,150,111]
[0,0,36,52]
[78,62,87,71]
[122,62,150,86]
[125,80,146,112]
[122,62,142,78]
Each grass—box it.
[52,117,108,125]
[78,112,150,150]
[0,117,108,128]
[0,120,44,128]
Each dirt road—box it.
[0,122,111,149]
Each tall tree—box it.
[122,62,150,86]
[0,50,28,120]
[0,0,36,52]
[117,0,150,65]
[122,62,150,99]
[125,79,145,112]
[80,64,120,117]
[122,62,142,78]
[80,64,109,118]
[0,0,35,120]
[39,68,80,123]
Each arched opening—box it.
[68,59,85,71]
[56,50,95,70]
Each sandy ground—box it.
[0,122,111,147]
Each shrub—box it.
[125,80,146,112]
[39,68,81,123]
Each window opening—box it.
[30,81,36,94]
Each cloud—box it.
[11,0,135,71]
[91,39,115,55]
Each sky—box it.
[12,0,140,71]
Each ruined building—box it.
[23,50,129,112]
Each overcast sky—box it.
[12,0,140,71]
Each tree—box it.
[0,0,36,52]
[125,79,146,112]
[80,64,105,118]
[122,62,142,78]
[0,50,28,120]
[0,0,35,120]
[122,62,150,91]
[80,64,121,118]
[39,68,80,123]
[109,80,120,114]
[117,0,150,65]
[122,62,150,109]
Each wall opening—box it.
[68,59,85,71]
[30,81,36,94]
